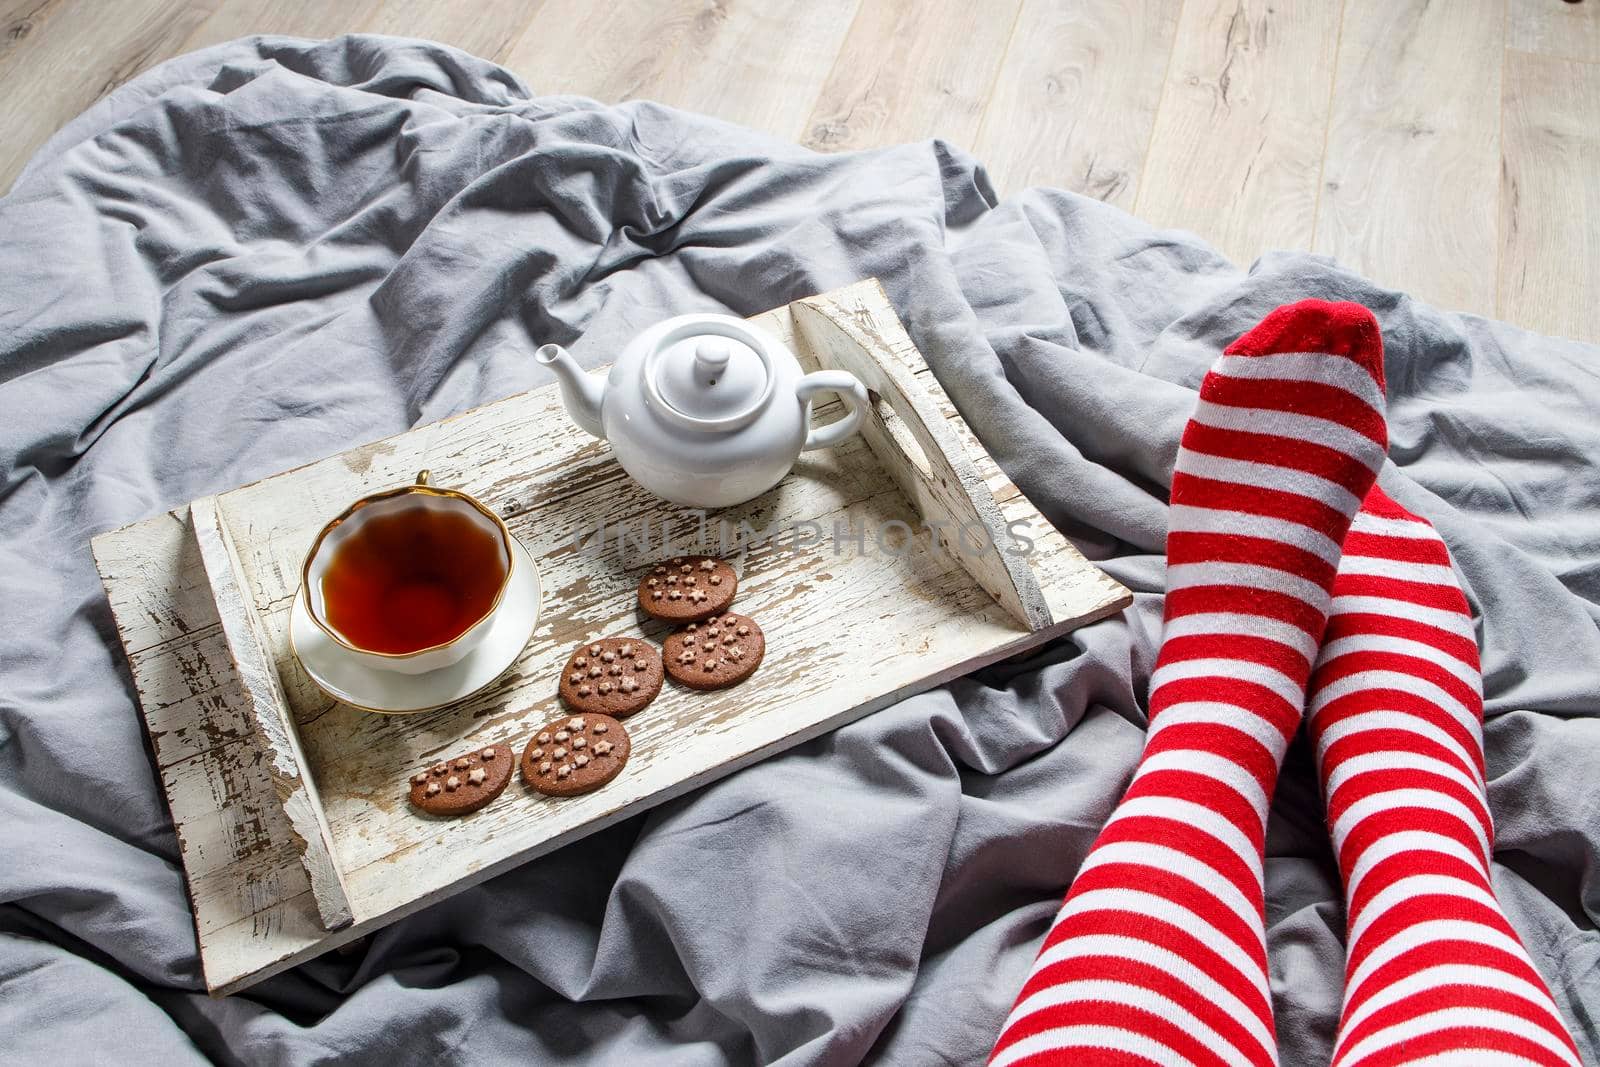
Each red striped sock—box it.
[989,300,1389,1067]
[1309,487,1582,1067]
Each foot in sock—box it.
[1308,486,1581,1067]
[988,300,1388,1067]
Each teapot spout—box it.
[536,343,606,439]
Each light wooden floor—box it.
[3,0,1597,344]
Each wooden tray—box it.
[92,280,1131,994]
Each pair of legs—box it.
[990,303,1581,1066]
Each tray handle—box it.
[190,496,354,931]
[792,284,1053,632]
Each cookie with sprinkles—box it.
[522,713,631,797]
[408,743,513,816]
[638,555,736,623]
[662,612,765,691]
[558,636,663,718]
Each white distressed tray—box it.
[91,280,1131,994]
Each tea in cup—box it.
[301,471,513,674]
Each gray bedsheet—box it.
[1,35,1596,1066]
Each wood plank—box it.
[0,0,67,68]
[1314,0,1505,316]
[177,0,382,53]
[801,0,1021,153]
[95,280,1130,993]
[357,0,542,64]
[1499,49,1600,345]
[793,285,1051,630]
[972,0,1181,204]
[91,511,316,968]
[0,0,217,193]
[501,0,861,140]
[1508,0,1600,64]
[159,739,315,937]
[191,497,354,931]
[884,368,1124,630]
[1135,0,1341,265]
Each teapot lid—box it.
[646,321,774,431]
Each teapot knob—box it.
[694,339,731,380]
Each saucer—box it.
[289,535,541,715]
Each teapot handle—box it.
[797,370,870,451]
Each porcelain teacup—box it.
[300,471,514,675]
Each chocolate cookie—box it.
[638,556,737,623]
[408,743,512,816]
[522,714,631,797]
[559,636,662,718]
[662,612,765,690]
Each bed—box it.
[0,34,1594,1065]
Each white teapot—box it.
[536,314,869,509]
